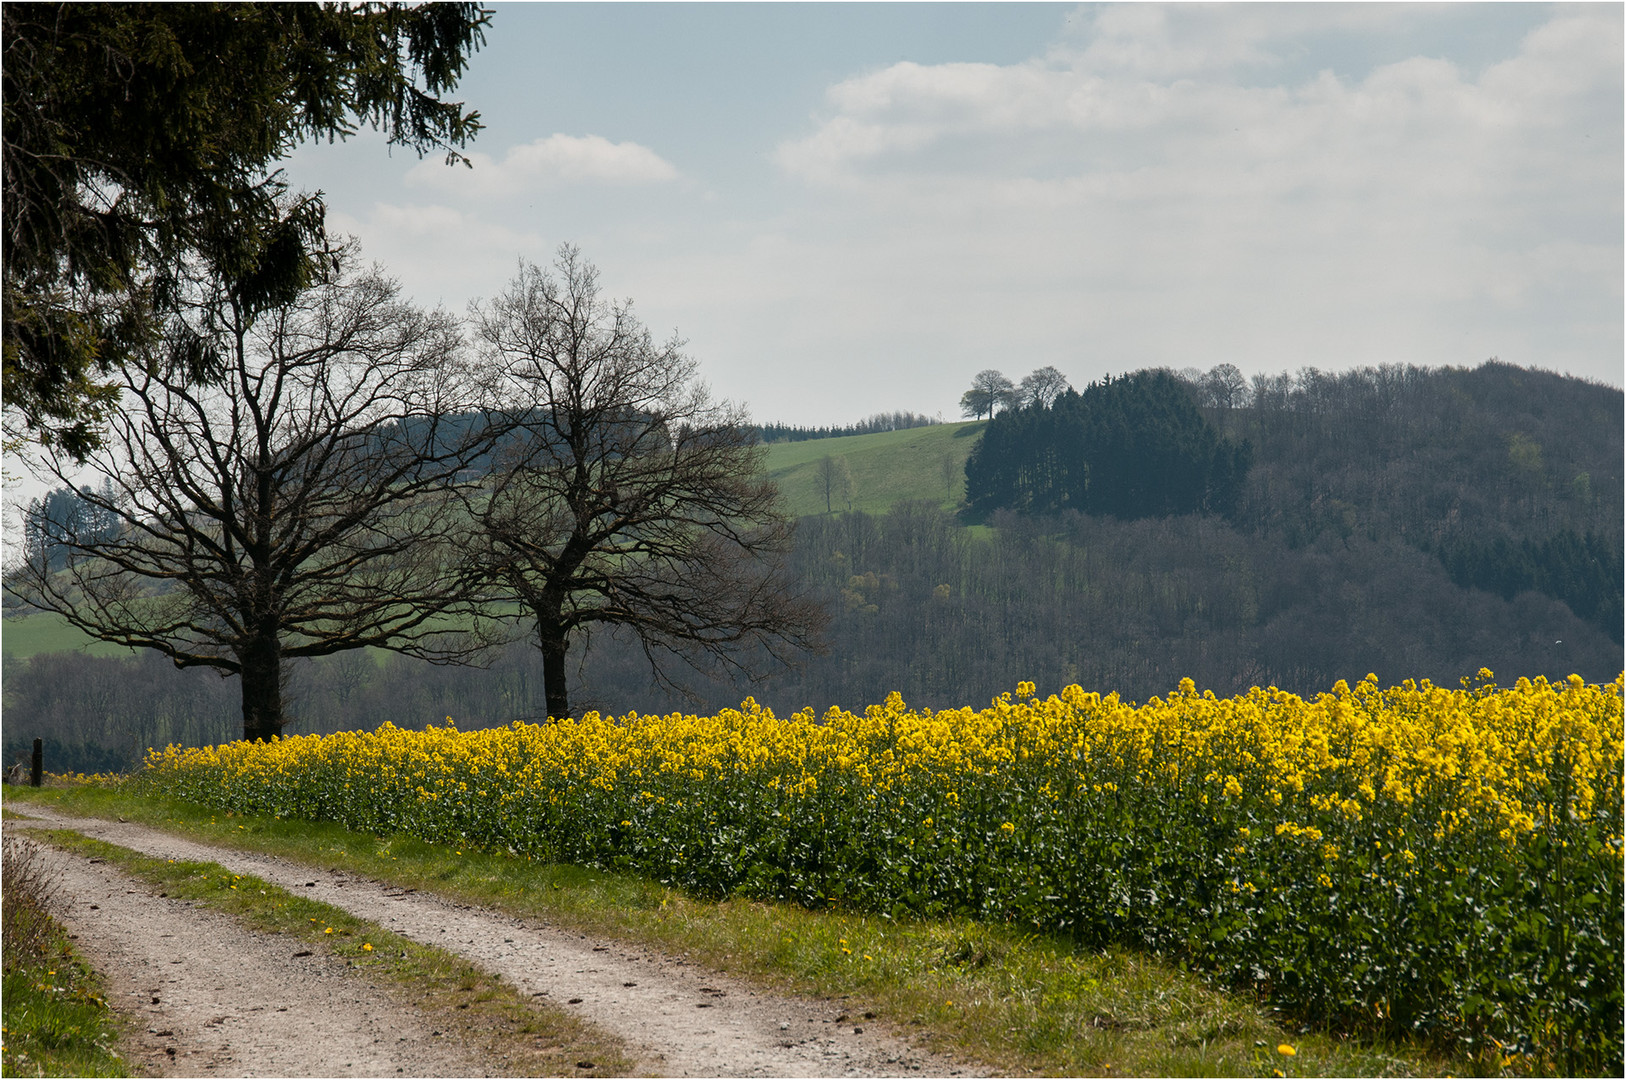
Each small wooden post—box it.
[30,738,42,787]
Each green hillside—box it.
[2,424,979,663]
[763,421,983,517]
[1,612,136,660]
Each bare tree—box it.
[959,369,1016,420]
[1018,365,1072,409]
[6,253,501,742]
[816,454,853,514]
[1204,363,1248,410]
[465,246,824,720]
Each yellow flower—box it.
[362,943,373,952]
[1277,1044,1296,1056]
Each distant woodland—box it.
[5,359,1622,772]
[755,411,941,443]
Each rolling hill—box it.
[763,421,982,517]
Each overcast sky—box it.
[272,1,1622,428]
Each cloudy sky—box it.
[273,1,1621,428]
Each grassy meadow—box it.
[1,612,137,661]
[762,421,983,516]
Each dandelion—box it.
[1277,1044,1296,1056]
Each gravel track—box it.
[8,808,985,1078]
[4,832,492,1078]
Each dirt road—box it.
[8,809,984,1078]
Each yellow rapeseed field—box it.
[143,672,1623,1071]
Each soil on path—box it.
[4,833,493,1078]
[9,808,986,1078]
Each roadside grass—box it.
[12,822,636,1078]
[1,834,129,1078]
[7,784,1453,1077]
[1,946,129,1078]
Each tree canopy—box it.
[2,2,490,458]
[6,252,503,742]
[965,369,1252,521]
[959,369,1015,420]
[465,247,824,720]
[1017,365,1072,409]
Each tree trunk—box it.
[239,634,284,742]
[539,629,570,721]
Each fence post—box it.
[30,738,42,787]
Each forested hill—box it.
[1233,360,1619,552]
[1235,361,1621,637]
[4,360,1622,770]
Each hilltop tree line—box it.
[958,366,1070,419]
[755,411,941,444]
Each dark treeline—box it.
[5,359,1621,768]
[965,369,1252,520]
[18,481,121,572]
[2,650,238,774]
[756,411,940,443]
[1437,530,1622,642]
[1214,360,1622,642]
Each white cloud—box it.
[1055,2,1417,81]
[755,4,1621,397]
[406,134,679,198]
[322,203,548,312]
[282,5,1621,426]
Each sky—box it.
[273,1,1623,428]
[2,1,1622,533]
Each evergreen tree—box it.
[965,369,1251,521]
[3,3,490,457]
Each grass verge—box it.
[2,833,129,1078]
[7,783,1451,1077]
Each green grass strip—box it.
[2,929,129,1078]
[8,784,1461,1077]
